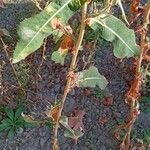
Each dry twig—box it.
[116,1,150,150]
[0,37,26,96]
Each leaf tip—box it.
[12,58,19,64]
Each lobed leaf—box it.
[13,0,73,63]
[90,15,140,58]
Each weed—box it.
[131,129,138,141]
[142,66,150,90]
[143,129,150,146]
[131,129,150,149]
[0,106,27,139]
[140,97,150,114]
[45,119,55,130]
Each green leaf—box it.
[4,106,14,121]
[15,106,24,120]
[64,129,84,140]
[13,0,73,63]
[143,129,150,144]
[143,108,150,114]
[141,96,150,103]
[15,117,25,126]
[51,50,67,65]
[7,128,16,139]
[21,113,41,125]
[45,119,55,130]
[131,129,137,141]
[140,96,150,114]
[0,123,10,132]
[76,66,108,89]
[68,0,86,11]
[90,15,140,58]
[60,116,84,140]
[60,116,71,129]
[1,118,13,125]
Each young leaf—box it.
[60,116,72,129]
[51,35,73,65]
[76,66,108,89]
[15,117,25,126]
[0,123,10,132]
[21,113,40,125]
[45,119,55,130]
[140,96,150,114]
[64,129,84,141]
[60,116,84,141]
[4,106,14,121]
[13,0,73,63]
[89,15,140,58]
[1,118,13,124]
[15,106,24,120]
[51,50,67,65]
[7,128,16,139]
[68,0,86,11]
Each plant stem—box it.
[52,3,88,150]
[120,1,150,149]
[0,37,26,96]
[136,0,150,74]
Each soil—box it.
[0,0,149,150]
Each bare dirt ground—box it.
[0,0,149,150]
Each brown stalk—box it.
[119,1,150,150]
[52,3,88,150]
[0,37,26,96]
[37,38,47,80]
